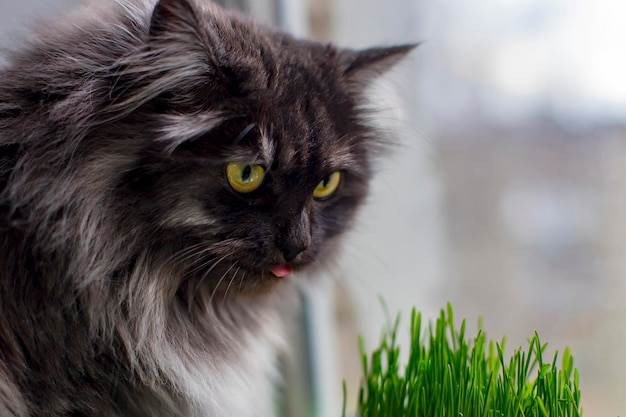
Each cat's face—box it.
[102,0,414,298]
[122,95,370,293]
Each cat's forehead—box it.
[222,119,359,174]
[213,51,361,170]
[272,133,359,173]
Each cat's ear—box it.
[149,0,201,43]
[340,44,419,84]
[107,0,215,120]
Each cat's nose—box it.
[280,243,307,262]
[278,208,311,262]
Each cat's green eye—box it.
[226,163,266,194]
[313,171,341,199]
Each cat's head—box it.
[1,0,414,303]
[98,0,416,298]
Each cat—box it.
[0,0,414,416]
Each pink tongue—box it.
[270,265,292,278]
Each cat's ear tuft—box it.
[149,0,201,41]
[340,44,419,84]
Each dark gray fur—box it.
[0,0,414,415]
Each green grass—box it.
[344,303,583,417]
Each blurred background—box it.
[2,0,625,416]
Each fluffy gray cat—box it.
[0,0,414,415]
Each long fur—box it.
[0,0,414,415]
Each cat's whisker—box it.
[166,242,209,265]
[172,238,244,278]
[221,264,241,305]
[208,262,238,306]
[185,237,255,270]
[193,254,230,290]
[237,270,247,295]
[180,245,225,270]
[166,235,251,271]
[187,254,231,309]
[164,240,211,262]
